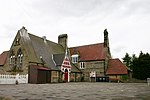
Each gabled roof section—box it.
[53,53,81,72]
[0,51,9,66]
[69,43,105,61]
[53,53,65,66]
[106,59,128,75]
[70,63,82,73]
[28,33,65,70]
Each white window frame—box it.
[9,55,15,67]
[80,62,85,69]
[71,54,79,63]
[17,52,23,68]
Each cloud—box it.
[0,0,150,59]
[28,0,99,17]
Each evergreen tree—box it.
[130,54,137,70]
[134,52,150,80]
[122,53,131,69]
[123,52,150,80]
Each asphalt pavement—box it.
[0,82,150,100]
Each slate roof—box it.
[27,33,65,70]
[17,28,80,72]
[106,59,128,75]
[70,63,81,73]
[69,43,105,61]
[0,51,9,66]
[53,53,65,66]
[53,53,81,72]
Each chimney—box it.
[42,36,47,43]
[104,29,109,47]
[58,34,68,50]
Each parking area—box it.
[0,82,150,100]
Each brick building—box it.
[0,27,128,83]
[0,27,81,83]
[69,29,128,82]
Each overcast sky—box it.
[0,0,150,59]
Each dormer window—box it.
[71,54,79,63]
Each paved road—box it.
[0,82,150,100]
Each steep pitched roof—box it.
[53,53,65,66]
[53,53,81,72]
[70,63,82,73]
[106,59,128,75]
[0,51,9,66]
[12,27,81,73]
[69,43,105,61]
[26,33,65,70]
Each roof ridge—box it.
[28,33,59,45]
[0,51,9,54]
[69,43,104,48]
[109,58,120,60]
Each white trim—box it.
[71,54,79,63]
[52,54,57,66]
[80,62,86,69]
[63,68,70,82]
[61,55,71,72]
[71,54,78,57]
[68,71,70,82]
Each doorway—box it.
[64,69,68,82]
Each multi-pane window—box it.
[80,62,85,69]
[9,55,15,67]
[9,49,23,71]
[17,51,23,68]
[71,54,78,63]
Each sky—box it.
[0,0,150,60]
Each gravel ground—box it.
[0,82,150,100]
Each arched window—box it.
[17,49,23,69]
[9,50,15,68]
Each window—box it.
[71,54,78,63]
[17,49,23,68]
[80,62,85,69]
[9,55,15,67]
[15,38,20,46]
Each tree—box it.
[130,54,137,70]
[122,53,131,69]
[133,52,150,80]
[123,52,150,80]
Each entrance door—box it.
[64,69,68,82]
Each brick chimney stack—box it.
[58,34,68,50]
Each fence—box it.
[0,74,28,84]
